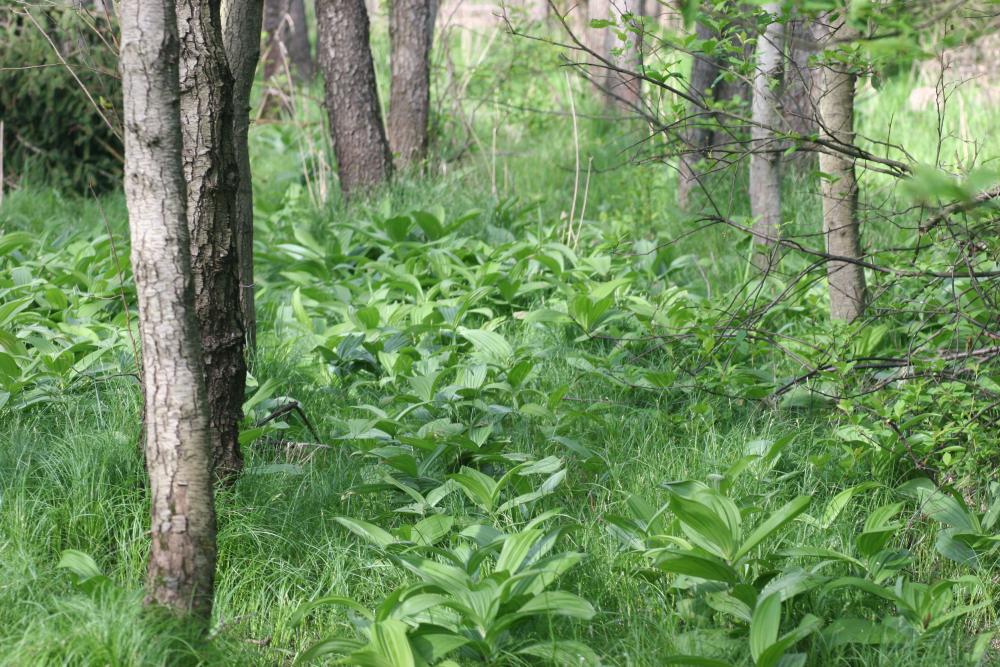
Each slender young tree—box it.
[814,10,866,321]
[177,0,247,479]
[119,0,216,617]
[316,0,392,196]
[389,0,433,169]
[222,0,264,350]
[749,2,784,268]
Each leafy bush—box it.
[0,6,121,192]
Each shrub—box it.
[0,5,122,193]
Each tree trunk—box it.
[119,0,217,618]
[316,0,392,197]
[222,0,264,352]
[177,0,247,480]
[389,0,433,169]
[677,18,720,209]
[600,0,645,113]
[814,12,866,322]
[263,0,313,80]
[749,2,784,269]
[782,16,818,151]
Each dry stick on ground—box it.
[255,400,322,443]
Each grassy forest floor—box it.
[2,29,1000,667]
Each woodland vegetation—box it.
[1,0,1000,665]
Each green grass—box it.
[2,25,1000,667]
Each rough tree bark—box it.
[749,3,784,269]
[119,0,216,617]
[678,18,721,209]
[814,12,866,321]
[316,0,392,197]
[389,0,433,169]
[222,0,264,351]
[177,0,247,479]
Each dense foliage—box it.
[0,5,121,193]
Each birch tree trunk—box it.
[814,11,866,321]
[177,0,247,480]
[389,0,433,169]
[749,3,784,269]
[222,0,264,351]
[119,0,216,617]
[600,0,645,113]
[317,0,392,197]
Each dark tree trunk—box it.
[782,15,819,166]
[677,18,721,209]
[317,0,392,197]
[223,0,264,352]
[263,0,313,80]
[177,0,247,481]
[119,0,217,618]
[389,0,433,169]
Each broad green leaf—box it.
[335,517,397,548]
[449,467,498,511]
[289,595,374,626]
[669,494,737,560]
[457,326,512,364]
[734,496,811,562]
[410,514,454,547]
[410,632,468,662]
[495,529,543,574]
[750,593,781,663]
[654,553,738,584]
[518,640,601,666]
[517,592,596,620]
[372,619,415,667]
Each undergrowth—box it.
[1,25,1000,667]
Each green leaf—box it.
[293,638,366,665]
[410,514,454,546]
[517,592,596,620]
[734,496,811,562]
[899,479,980,532]
[457,326,512,365]
[289,595,374,626]
[495,529,543,574]
[449,467,498,512]
[654,553,738,584]
[335,517,397,548]
[750,593,781,663]
[518,640,601,666]
[57,549,109,594]
[410,632,469,662]
[669,494,737,560]
[373,619,415,667]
